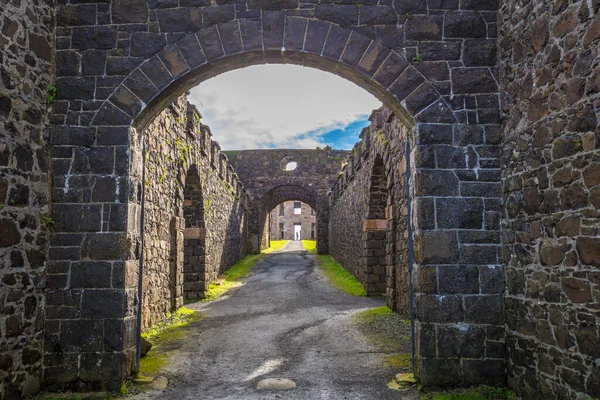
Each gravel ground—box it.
[130,241,418,400]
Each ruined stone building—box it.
[269,201,316,241]
[1,0,599,399]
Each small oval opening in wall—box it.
[284,161,297,171]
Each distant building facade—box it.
[269,201,316,241]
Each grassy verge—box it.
[317,255,367,296]
[261,240,290,254]
[202,253,265,302]
[422,386,517,400]
[302,240,317,254]
[140,307,202,375]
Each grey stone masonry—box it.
[500,1,600,398]
[0,0,53,398]
[141,95,248,326]
[44,0,502,392]
[225,149,349,254]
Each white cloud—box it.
[188,64,381,150]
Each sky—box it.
[188,65,382,150]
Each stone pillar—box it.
[411,123,504,388]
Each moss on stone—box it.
[317,255,367,296]
[202,253,266,301]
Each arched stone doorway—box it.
[48,4,503,390]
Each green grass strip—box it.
[140,307,202,375]
[317,255,367,296]
[262,240,290,254]
[203,253,265,301]
[302,240,317,254]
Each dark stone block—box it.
[438,265,479,294]
[239,18,263,52]
[452,67,497,94]
[373,52,409,88]
[417,198,435,230]
[341,31,371,66]
[92,177,117,202]
[56,51,81,77]
[416,170,459,196]
[418,294,463,323]
[416,231,459,264]
[418,41,462,60]
[93,102,133,126]
[57,4,97,26]
[59,320,104,352]
[322,24,351,61]
[262,11,285,50]
[72,26,117,50]
[357,41,390,77]
[158,44,189,78]
[463,39,497,66]
[284,17,307,52]
[316,5,358,27]
[464,295,503,324]
[428,0,459,9]
[462,359,505,387]
[437,197,483,229]
[124,69,157,104]
[460,0,498,10]
[56,77,96,101]
[130,32,166,58]
[7,184,29,206]
[109,86,142,118]
[393,0,427,14]
[203,5,235,26]
[82,50,107,76]
[157,8,202,32]
[197,26,225,61]
[177,33,207,68]
[460,181,501,197]
[52,205,102,232]
[444,11,487,38]
[82,233,131,260]
[81,289,125,318]
[416,101,457,123]
[249,0,297,9]
[406,15,443,41]
[404,83,439,114]
[460,244,498,264]
[359,6,397,25]
[71,261,112,288]
[112,0,148,24]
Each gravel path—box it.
[131,241,418,400]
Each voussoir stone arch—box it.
[48,0,503,392]
[87,17,458,132]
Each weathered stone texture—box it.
[0,0,53,397]
[269,201,316,241]
[141,96,248,327]
[226,149,348,254]
[500,1,600,398]
[329,107,411,311]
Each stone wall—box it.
[0,0,53,398]
[269,201,316,241]
[329,107,411,313]
[226,149,349,254]
[142,95,248,328]
[500,1,600,398]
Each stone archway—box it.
[48,3,503,391]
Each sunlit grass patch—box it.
[261,240,290,254]
[422,386,517,400]
[317,255,367,296]
[140,307,202,375]
[354,306,392,323]
[203,253,265,301]
[302,240,317,254]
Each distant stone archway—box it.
[48,2,502,391]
